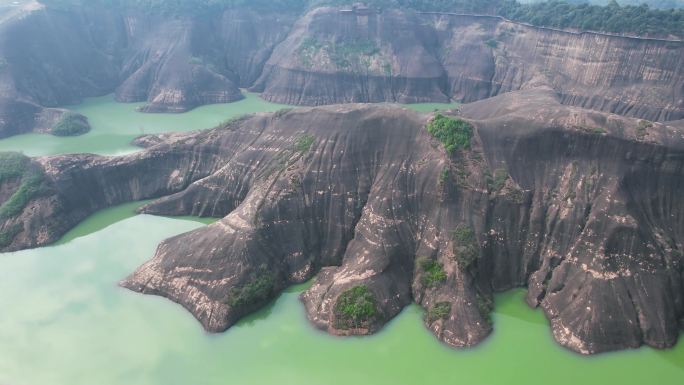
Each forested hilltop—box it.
[548,0,684,9]
[35,0,684,38]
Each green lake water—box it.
[0,92,458,158]
[0,203,681,385]
[0,92,290,157]
[0,94,681,384]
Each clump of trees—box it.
[426,114,473,154]
[0,152,30,183]
[224,268,275,307]
[0,152,51,222]
[318,0,683,37]
[39,0,684,37]
[417,258,448,287]
[334,285,379,329]
[498,0,684,37]
[452,225,478,269]
[51,112,90,137]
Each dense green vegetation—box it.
[225,270,275,308]
[0,152,49,221]
[499,0,684,37]
[0,172,46,219]
[39,0,684,37]
[426,301,451,323]
[451,225,478,269]
[334,285,379,329]
[426,114,473,155]
[51,112,90,137]
[0,152,30,184]
[418,258,448,287]
[556,0,684,9]
[320,0,683,36]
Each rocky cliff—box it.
[0,4,682,138]
[0,2,296,136]
[1,88,682,355]
[254,9,684,122]
[250,7,450,105]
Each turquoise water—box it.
[0,203,680,385]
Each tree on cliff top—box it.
[38,0,684,38]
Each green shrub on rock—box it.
[0,152,30,183]
[426,301,451,323]
[51,112,90,137]
[452,225,479,269]
[418,258,447,287]
[426,114,473,154]
[0,152,49,220]
[334,285,379,329]
[225,270,275,308]
[295,134,316,153]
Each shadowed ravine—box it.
[1,88,682,355]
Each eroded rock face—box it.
[1,88,682,354]
[252,9,684,121]
[0,4,296,136]
[251,7,450,105]
[0,5,682,138]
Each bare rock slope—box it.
[1,88,682,354]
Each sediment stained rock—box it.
[1,88,682,354]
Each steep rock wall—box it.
[0,5,682,138]
[0,4,296,136]
[429,14,684,121]
[251,7,450,105]
[252,8,684,121]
